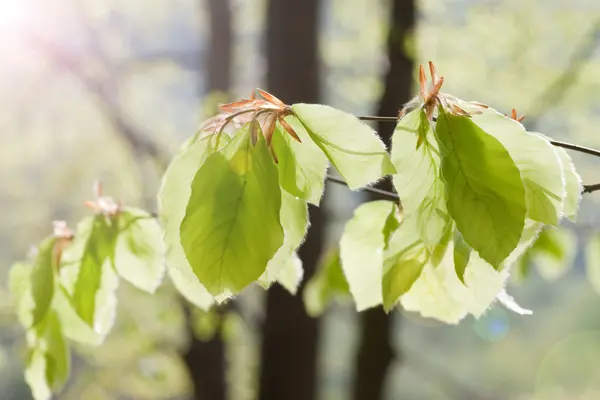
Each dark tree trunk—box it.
[259,2,323,400]
[352,1,415,400]
[206,0,233,93]
[182,2,233,400]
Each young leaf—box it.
[392,109,449,247]
[470,111,565,226]
[271,116,328,205]
[340,200,400,311]
[28,237,56,327]
[434,108,526,267]
[532,133,582,222]
[114,207,165,293]
[53,287,102,346]
[181,131,284,295]
[59,216,119,335]
[303,249,350,317]
[158,134,224,310]
[529,227,576,281]
[291,103,395,189]
[453,231,471,283]
[258,191,309,293]
[381,216,427,312]
[25,311,70,400]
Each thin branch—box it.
[548,139,600,158]
[358,116,398,122]
[583,183,600,194]
[326,174,400,201]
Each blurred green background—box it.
[1,0,600,399]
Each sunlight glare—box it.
[0,1,33,32]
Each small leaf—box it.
[25,311,70,400]
[531,227,576,281]
[271,116,328,205]
[181,130,284,295]
[292,103,395,189]
[303,249,349,317]
[258,191,309,293]
[381,216,427,312]
[470,111,565,226]
[114,207,165,293]
[392,109,450,248]
[434,107,526,267]
[59,216,119,336]
[340,200,400,311]
[453,231,471,283]
[29,237,57,327]
[158,134,224,310]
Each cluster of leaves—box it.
[10,185,165,400]
[10,64,592,399]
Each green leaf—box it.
[470,111,564,226]
[258,191,308,294]
[158,134,224,310]
[586,233,600,296]
[381,216,427,312]
[291,103,395,189]
[53,287,101,346]
[392,109,449,247]
[303,249,349,317]
[25,311,70,400]
[271,116,328,204]
[340,200,400,311]
[181,130,284,295]
[529,227,576,281]
[29,237,57,327]
[59,216,119,335]
[9,261,36,327]
[114,207,165,293]
[434,108,526,267]
[555,147,582,222]
[453,231,471,283]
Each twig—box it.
[326,174,400,201]
[358,116,398,122]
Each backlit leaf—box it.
[258,191,308,294]
[434,108,526,267]
[392,108,449,247]
[292,103,395,189]
[114,207,165,293]
[181,130,284,295]
[303,249,350,317]
[470,110,564,226]
[340,200,400,311]
[158,134,225,310]
[271,116,328,205]
[59,216,119,336]
[29,237,56,327]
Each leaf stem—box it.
[325,175,400,201]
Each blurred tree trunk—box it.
[352,1,415,400]
[258,2,323,400]
[182,1,232,400]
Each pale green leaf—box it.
[292,103,395,189]
[158,134,225,309]
[25,311,70,400]
[531,227,576,281]
[392,109,449,247]
[9,261,36,327]
[533,135,582,222]
[258,191,308,293]
[434,108,526,267]
[303,249,349,317]
[29,237,56,327]
[470,110,564,226]
[53,287,102,346]
[181,131,284,295]
[114,207,165,293]
[59,216,119,335]
[340,200,400,311]
[271,116,328,204]
[381,216,427,312]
